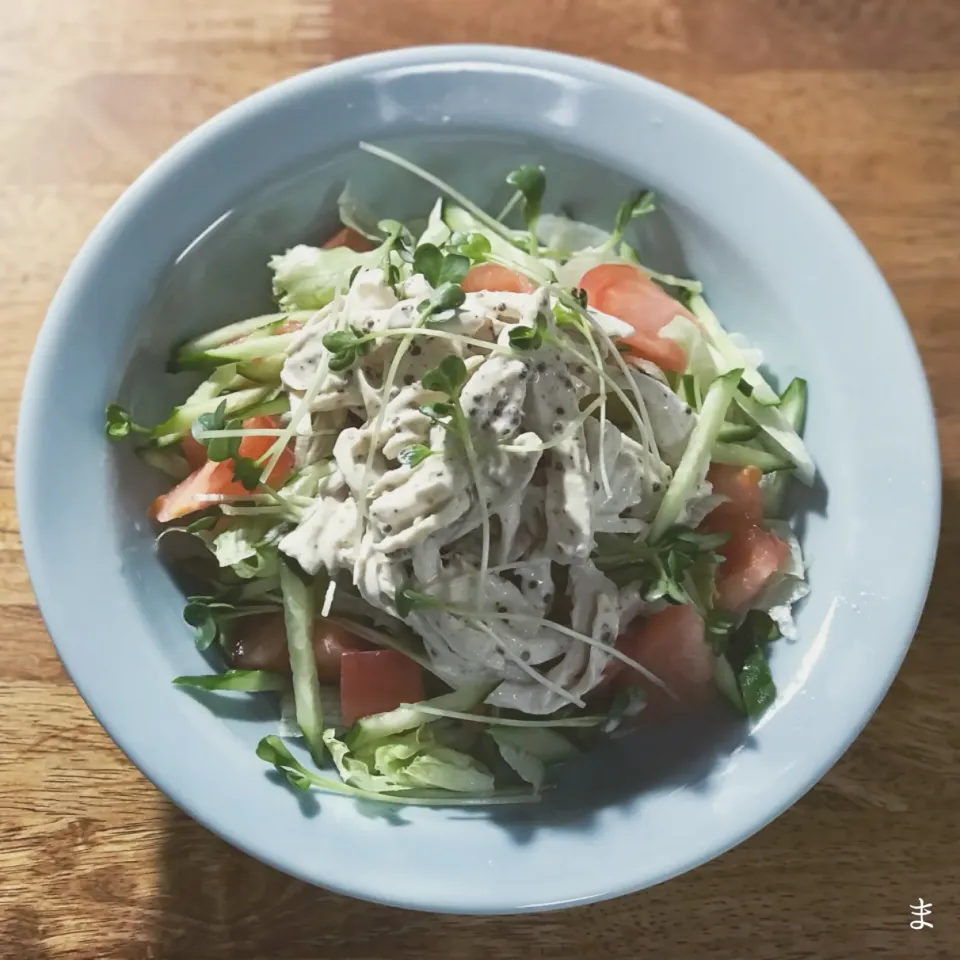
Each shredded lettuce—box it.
[417,198,451,247]
[211,523,281,579]
[270,245,372,311]
[535,213,610,254]
[324,727,496,795]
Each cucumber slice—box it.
[173,312,311,367]
[443,204,552,284]
[718,422,759,443]
[178,333,296,370]
[151,385,276,447]
[687,295,780,405]
[241,395,290,419]
[650,368,742,541]
[280,559,325,764]
[733,388,814,485]
[778,377,807,424]
[762,378,809,513]
[712,442,793,473]
[237,355,285,384]
[679,373,698,411]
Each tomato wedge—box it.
[578,263,692,373]
[715,524,789,611]
[701,464,789,610]
[180,433,208,471]
[614,605,714,718]
[340,650,424,727]
[703,464,764,530]
[150,415,294,522]
[461,263,538,294]
[322,226,375,252]
[230,614,369,682]
[311,621,371,683]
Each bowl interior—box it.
[19,47,939,913]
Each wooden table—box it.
[1,2,958,957]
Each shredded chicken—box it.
[277,269,702,707]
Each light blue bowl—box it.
[17,46,939,913]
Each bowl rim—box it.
[17,44,941,913]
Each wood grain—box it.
[1,1,958,957]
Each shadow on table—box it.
[147,467,960,960]
[150,700,746,958]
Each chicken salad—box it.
[107,146,812,805]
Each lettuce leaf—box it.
[211,523,281,580]
[417,198,451,247]
[535,213,611,254]
[323,728,495,795]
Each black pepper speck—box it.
[411,344,422,356]
[653,481,662,492]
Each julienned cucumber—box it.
[733,384,814,485]
[762,378,808,514]
[280,559,325,763]
[442,204,553,283]
[152,385,276,447]
[687,295,780,405]
[176,333,297,371]
[717,422,759,443]
[712,442,792,473]
[237,356,285,384]
[649,368,743,542]
[173,312,310,367]
[778,377,806,424]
